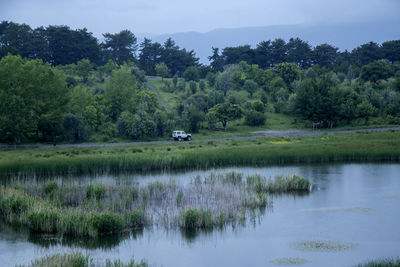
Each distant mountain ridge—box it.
[143,20,400,64]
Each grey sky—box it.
[1,0,399,37]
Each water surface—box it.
[1,163,399,266]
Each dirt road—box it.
[1,127,399,149]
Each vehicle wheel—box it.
[187,136,191,141]
[178,137,182,142]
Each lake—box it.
[1,163,399,266]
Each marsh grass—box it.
[22,252,148,267]
[355,258,400,267]
[0,172,312,237]
[1,131,399,177]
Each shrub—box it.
[245,110,265,126]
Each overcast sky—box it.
[1,0,399,37]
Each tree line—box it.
[1,21,400,144]
[0,21,199,74]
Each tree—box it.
[0,55,69,143]
[243,79,258,98]
[160,38,199,75]
[294,74,341,127]
[312,44,338,68]
[44,25,100,65]
[286,38,312,68]
[209,103,243,129]
[102,30,137,65]
[181,105,204,133]
[351,42,382,66]
[189,81,197,94]
[272,63,301,90]
[183,66,200,81]
[138,38,162,75]
[155,62,170,79]
[74,59,93,82]
[221,45,255,65]
[130,102,156,139]
[381,40,400,63]
[104,65,137,121]
[215,72,232,96]
[208,47,224,72]
[270,38,287,66]
[63,113,87,142]
[360,60,392,83]
[356,99,377,124]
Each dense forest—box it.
[1,21,400,144]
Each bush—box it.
[245,110,265,126]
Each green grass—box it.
[0,130,399,177]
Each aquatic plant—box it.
[23,252,148,267]
[1,172,312,238]
[355,257,400,267]
[292,240,358,252]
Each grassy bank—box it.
[0,130,399,177]
[0,172,311,238]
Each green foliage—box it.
[104,65,138,121]
[155,62,170,78]
[243,79,258,98]
[103,30,137,65]
[245,110,266,126]
[273,62,301,89]
[0,55,69,143]
[183,66,200,81]
[209,103,243,129]
[356,99,378,123]
[74,59,93,82]
[360,60,392,82]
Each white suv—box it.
[172,130,192,141]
